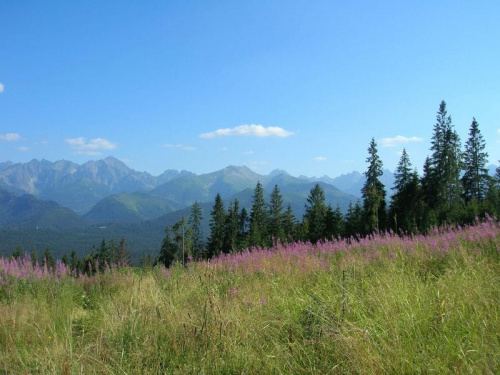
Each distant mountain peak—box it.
[268,169,289,177]
[224,165,252,172]
[103,155,125,165]
[218,165,258,177]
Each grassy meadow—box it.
[1,217,500,374]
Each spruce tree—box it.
[43,248,55,269]
[117,237,130,266]
[108,239,118,264]
[485,174,499,217]
[268,184,285,243]
[282,204,296,243]
[61,254,69,266]
[428,100,462,217]
[223,200,240,253]
[159,226,177,268]
[390,149,415,231]
[345,201,363,238]
[238,207,249,247]
[421,157,433,206]
[324,205,334,240]
[344,202,354,238]
[12,245,23,259]
[361,138,386,233]
[188,201,204,260]
[393,149,412,193]
[97,239,110,269]
[462,118,489,202]
[172,217,190,265]
[31,249,39,266]
[304,183,327,243]
[70,250,79,271]
[207,193,225,258]
[249,181,269,247]
[332,205,345,238]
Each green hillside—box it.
[84,192,183,223]
[0,188,88,230]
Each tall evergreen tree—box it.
[61,254,69,266]
[390,150,417,231]
[31,248,39,266]
[238,207,249,247]
[428,100,462,216]
[462,118,489,202]
[207,193,226,258]
[108,239,118,265]
[332,205,345,239]
[304,183,327,243]
[171,217,190,265]
[12,245,23,259]
[188,201,204,260]
[421,156,433,205]
[268,184,285,243]
[97,239,110,268]
[70,250,79,271]
[393,149,412,193]
[117,237,130,266]
[248,181,269,247]
[345,201,363,238]
[223,200,240,253]
[282,204,296,243]
[159,226,177,268]
[324,205,335,240]
[43,248,55,269]
[361,138,386,233]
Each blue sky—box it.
[1,1,499,177]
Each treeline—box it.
[9,237,131,275]
[157,100,500,267]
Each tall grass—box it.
[1,217,500,374]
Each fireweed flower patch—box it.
[1,217,500,374]
[195,215,500,278]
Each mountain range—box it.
[1,156,496,259]
[0,157,371,222]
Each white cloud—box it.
[497,129,500,135]
[16,146,29,151]
[0,133,21,141]
[200,124,294,139]
[241,150,255,156]
[0,83,4,93]
[163,143,196,151]
[65,137,117,155]
[380,135,423,148]
[314,156,327,161]
[219,147,230,151]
